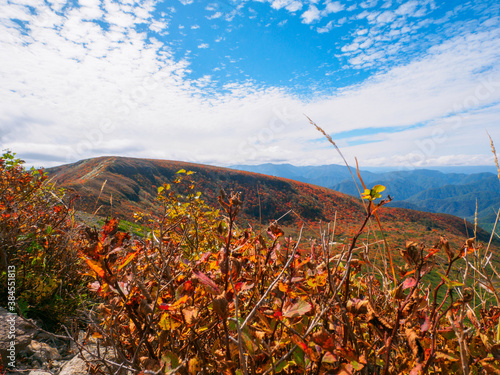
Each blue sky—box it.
[1,0,500,168]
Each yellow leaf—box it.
[159,313,182,330]
[117,251,138,271]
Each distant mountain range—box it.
[47,156,495,249]
[230,163,500,232]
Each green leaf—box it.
[351,360,363,370]
[161,351,180,371]
[372,184,386,194]
[436,272,464,288]
[274,360,290,372]
[18,299,29,316]
[292,346,305,368]
[361,184,386,201]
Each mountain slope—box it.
[48,156,494,247]
[232,163,500,231]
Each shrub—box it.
[0,151,90,330]
[79,173,500,374]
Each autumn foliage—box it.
[2,153,500,374]
[74,172,500,375]
[0,151,89,329]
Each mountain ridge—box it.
[47,156,496,249]
[231,163,500,231]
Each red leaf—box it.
[402,277,417,290]
[101,218,119,238]
[420,312,430,332]
[196,252,212,265]
[192,270,220,295]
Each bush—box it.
[79,174,500,374]
[0,151,90,330]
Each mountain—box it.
[231,163,500,232]
[47,156,495,249]
[230,163,370,188]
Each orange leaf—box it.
[159,295,189,311]
[101,217,119,237]
[424,248,439,260]
[84,257,105,278]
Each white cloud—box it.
[0,0,499,170]
[198,43,209,48]
[150,20,168,33]
[376,10,395,23]
[301,5,320,24]
[341,42,360,52]
[317,20,333,33]
[395,1,418,16]
[285,1,303,12]
[191,24,200,29]
[323,1,344,14]
[207,12,223,20]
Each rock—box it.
[28,371,53,375]
[0,307,37,369]
[27,340,62,362]
[58,355,89,375]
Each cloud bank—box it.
[0,0,499,169]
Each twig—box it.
[239,226,303,331]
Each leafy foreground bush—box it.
[76,173,500,375]
[0,151,89,330]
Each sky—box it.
[1,0,500,169]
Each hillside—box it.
[232,163,500,231]
[47,156,495,250]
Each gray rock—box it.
[58,355,89,375]
[28,371,53,375]
[27,340,62,362]
[0,307,37,368]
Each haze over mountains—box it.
[230,163,500,232]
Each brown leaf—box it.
[491,343,500,360]
[283,299,312,318]
[213,294,229,320]
[311,327,335,352]
[267,222,284,239]
[182,306,199,325]
[405,327,424,363]
[188,357,202,375]
[480,358,500,374]
[346,299,369,315]
[467,309,480,329]
[439,236,453,259]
